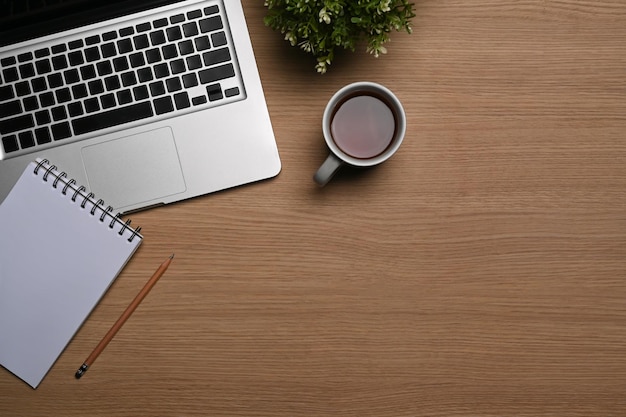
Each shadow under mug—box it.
[313,82,406,186]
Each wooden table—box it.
[2,1,626,415]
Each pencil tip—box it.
[75,364,89,379]
[170,253,175,259]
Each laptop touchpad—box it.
[81,127,186,210]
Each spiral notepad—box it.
[0,159,143,388]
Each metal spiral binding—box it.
[32,159,142,242]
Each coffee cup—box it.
[313,82,406,186]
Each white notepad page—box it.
[0,159,142,388]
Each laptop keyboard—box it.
[0,1,244,156]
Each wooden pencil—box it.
[75,254,174,379]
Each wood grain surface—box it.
[2,1,625,415]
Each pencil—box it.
[75,254,174,379]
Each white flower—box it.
[378,0,391,13]
[315,60,328,74]
[319,7,331,24]
[299,40,313,53]
[284,31,297,46]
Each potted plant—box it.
[264,0,416,73]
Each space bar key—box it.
[72,102,154,135]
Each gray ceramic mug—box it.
[313,82,406,186]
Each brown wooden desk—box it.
[2,1,626,415]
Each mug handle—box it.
[314,153,344,186]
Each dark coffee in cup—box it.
[330,93,398,159]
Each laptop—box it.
[0,0,281,213]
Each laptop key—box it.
[35,59,52,74]
[35,127,52,144]
[3,67,19,83]
[101,43,117,58]
[225,87,240,98]
[73,83,88,99]
[153,18,168,28]
[35,110,51,125]
[162,44,178,59]
[170,14,185,25]
[154,96,174,115]
[174,92,190,110]
[51,106,67,122]
[19,131,36,149]
[198,63,235,84]
[170,59,186,74]
[2,135,19,152]
[96,61,113,76]
[206,84,223,101]
[204,5,219,15]
[199,16,223,33]
[129,52,146,68]
[51,122,72,140]
[52,55,68,70]
[117,38,133,54]
[68,102,84,117]
[0,114,34,135]
[63,69,80,84]
[154,63,169,79]
[166,77,182,92]
[149,81,166,96]
[202,48,231,66]
[119,27,135,37]
[1,57,17,66]
[194,36,211,51]
[31,77,47,92]
[68,40,83,50]
[85,47,101,62]
[68,51,84,66]
[17,52,33,63]
[105,75,121,91]
[133,34,150,50]
[137,67,153,83]
[211,32,227,47]
[100,93,116,109]
[182,73,198,88]
[51,44,67,54]
[133,85,149,101]
[72,102,153,135]
[150,30,167,46]
[87,80,104,95]
[191,96,206,106]
[137,22,152,32]
[0,100,22,117]
[23,96,39,111]
[146,48,162,64]
[187,10,202,20]
[80,64,97,80]
[183,22,198,38]
[34,48,51,58]
[167,27,183,42]
[15,82,31,96]
[84,98,100,113]
[121,72,137,87]
[186,55,202,71]
[117,89,133,105]
[19,63,36,78]
[55,88,72,103]
[102,31,117,41]
[48,73,64,88]
[39,92,55,107]
[178,40,194,55]
[85,35,101,45]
